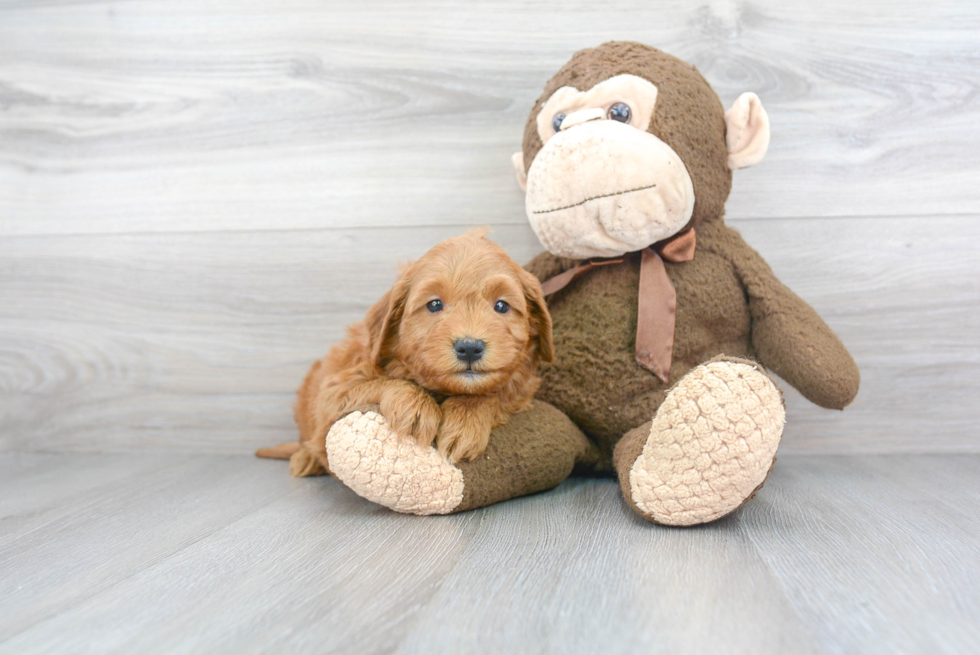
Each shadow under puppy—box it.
[258,230,554,476]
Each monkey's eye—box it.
[426,299,443,313]
[608,102,632,123]
[494,300,510,314]
[552,113,566,132]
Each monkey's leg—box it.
[324,400,595,515]
[613,357,785,526]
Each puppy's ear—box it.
[518,268,554,363]
[365,275,410,368]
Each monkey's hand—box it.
[750,298,860,410]
[436,396,508,464]
[720,224,860,410]
[378,380,442,448]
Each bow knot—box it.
[539,229,696,384]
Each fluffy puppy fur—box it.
[286,230,553,475]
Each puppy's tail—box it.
[255,441,301,460]
[256,442,328,477]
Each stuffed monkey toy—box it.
[305,42,860,525]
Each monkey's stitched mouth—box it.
[532,183,657,215]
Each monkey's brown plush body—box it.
[529,219,859,468]
[304,42,860,525]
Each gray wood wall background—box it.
[2,0,978,456]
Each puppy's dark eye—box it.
[608,102,631,123]
[552,113,566,132]
[494,300,510,314]
[426,299,443,313]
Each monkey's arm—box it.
[711,224,860,410]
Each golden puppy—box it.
[264,230,554,476]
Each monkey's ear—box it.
[366,276,409,368]
[511,152,528,191]
[725,92,770,170]
[517,268,554,363]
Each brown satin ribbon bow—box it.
[539,228,697,384]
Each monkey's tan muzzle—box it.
[525,119,695,259]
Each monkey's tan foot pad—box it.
[628,360,785,526]
[325,410,464,515]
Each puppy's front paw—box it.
[437,401,494,463]
[380,383,442,448]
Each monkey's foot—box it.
[326,410,464,515]
[615,357,785,526]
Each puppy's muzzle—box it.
[454,338,485,364]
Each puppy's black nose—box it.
[454,338,485,364]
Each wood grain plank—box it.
[394,480,824,655]
[740,455,980,655]
[848,454,980,538]
[0,452,194,547]
[3,454,975,654]
[0,457,481,654]
[1,216,978,455]
[0,454,295,642]
[1,0,978,236]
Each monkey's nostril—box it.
[454,338,485,364]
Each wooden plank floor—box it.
[0,453,977,654]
